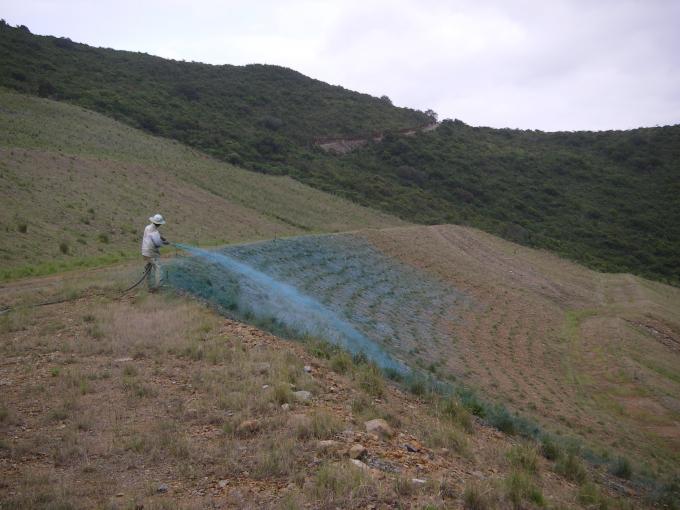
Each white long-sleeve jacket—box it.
[141,223,163,257]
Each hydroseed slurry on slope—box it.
[360,225,680,479]
[167,234,472,379]
[166,226,680,485]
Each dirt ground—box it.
[0,265,644,509]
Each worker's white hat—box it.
[149,213,166,225]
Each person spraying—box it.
[141,214,170,291]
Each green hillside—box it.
[0,90,405,280]
[0,22,430,173]
[325,121,680,285]
[2,22,679,285]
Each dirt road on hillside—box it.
[315,122,439,154]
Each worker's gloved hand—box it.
[161,236,170,245]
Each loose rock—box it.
[349,444,367,460]
[317,440,340,451]
[350,458,370,471]
[236,419,259,435]
[293,390,312,402]
[157,483,169,493]
[364,418,395,439]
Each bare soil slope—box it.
[362,225,680,479]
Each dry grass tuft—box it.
[507,443,540,475]
[292,410,342,440]
[309,462,376,506]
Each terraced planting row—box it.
[361,225,680,477]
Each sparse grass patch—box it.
[303,337,338,360]
[0,309,28,334]
[578,482,606,507]
[1,471,76,509]
[439,477,457,500]
[293,410,341,440]
[48,397,77,422]
[122,364,138,377]
[407,375,429,397]
[356,363,385,397]
[254,435,296,478]
[463,481,496,510]
[272,382,293,405]
[309,462,375,505]
[86,323,104,339]
[143,421,191,460]
[540,435,561,461]
[0,404,14,425]
[126,434,147,454]
[351,394,371,415]
[126,379,155,398]
[122,369,156,398]
[505,470,545,508]
[611,456,632,479]
[507,443,539,474]
[555,452,588,484]
[488,405,518,435]
[424,422,469,455]
[438,395,474,433]
[49,407,70,422]
[53,429,86,466]
[329,351,353,374]
[394,476,415,497]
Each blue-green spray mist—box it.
[170,243,409,375]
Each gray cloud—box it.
[3,0,679,130]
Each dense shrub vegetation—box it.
[2,22,678,284]
[332,120,680,284]
[0,21,429,173]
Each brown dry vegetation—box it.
[0,267,642,509]
[362,224,680,479]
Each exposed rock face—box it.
[364,418,395,439]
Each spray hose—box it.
[120,262,152,294]
[0,262,155,316]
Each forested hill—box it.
[323,121,680,285]
[0,22,430,172]
[2,22,679,285]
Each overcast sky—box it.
[3,0,679,131]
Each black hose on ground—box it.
[121,263,152,294]
[0,263,154,316]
